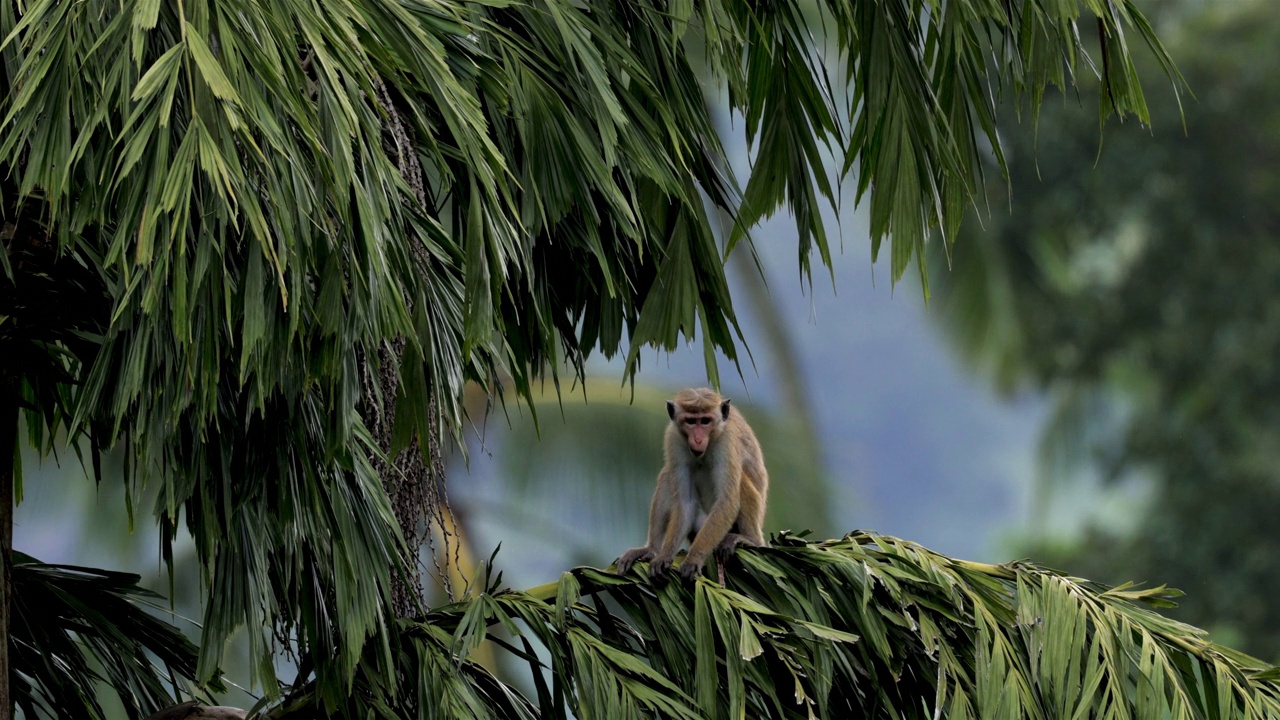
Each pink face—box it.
[680,414,718,457]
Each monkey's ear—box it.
[720,400,731,420]
[666,400,676,420]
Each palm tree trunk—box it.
[0,376,16,720]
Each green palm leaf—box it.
[9,552,210,719]
[276,533,1280,718]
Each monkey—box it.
[615,387,768,582]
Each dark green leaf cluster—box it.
[276,533,1280,718]
[9,552,209,719]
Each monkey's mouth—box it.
[691,449,705,458]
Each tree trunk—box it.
[0,376,16,720]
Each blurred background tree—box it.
[932,0,1280,661]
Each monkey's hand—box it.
[616,546,655,576]
[713,533,750,567]
[677,553,706,582]
[648,554,675,581]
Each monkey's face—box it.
[679,414,719,457]
[668,396,732,459]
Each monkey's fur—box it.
[616,388,768,581]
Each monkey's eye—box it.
[697,417,712,426]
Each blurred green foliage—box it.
[934,0,1280,660]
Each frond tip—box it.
[281,532,1280,718]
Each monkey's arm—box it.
[648,471,693,579]
[616,478,669,575]
[616,468,686,573]
[735,467,767,546]
[679,464,743,580]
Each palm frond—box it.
[274,532,1280,718]
[10,552,212,719]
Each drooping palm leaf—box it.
[274,532,1280,718]
[0,0,1184,707]
[9,552,211,719]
